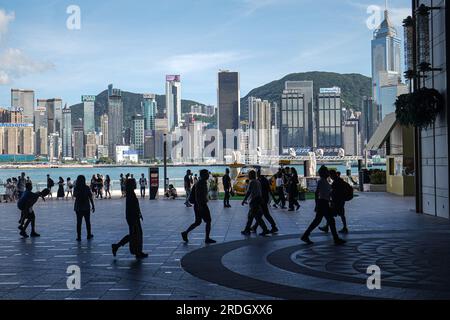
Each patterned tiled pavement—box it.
[0,193,449,300]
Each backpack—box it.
[342,181,354,202]
[48,178,55,188]
[17,194,28,211]
[188,184,196,205]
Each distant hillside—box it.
[69,90,205,129]
[241,71,371,116]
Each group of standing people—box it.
[1,172,32,203]
[272,167,301,211]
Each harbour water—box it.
[0,164,385,192]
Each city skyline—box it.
[0,0,411,107]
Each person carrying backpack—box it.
[319,170,351,234]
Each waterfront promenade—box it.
[1,193,450,300]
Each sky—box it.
[0,0,411,107]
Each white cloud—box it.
[0,48,54,84]
[161,51,250,74]
[0,9,15,41]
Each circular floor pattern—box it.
[181,231,450,300]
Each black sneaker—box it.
[205,238,217,244]
[241,230,251,236]
[296,204,301,211]
[339,228,349,234]
[270,227,279,234]
[334,238,346,246]
[111,244,119,257]
[30,232,40,238]
[20,231,29,238]
[76,237,81,242]
[136,252,149,259]
[301,235,313,245]
[87,234,94,240]
[181,231,189,243]
[319,226,329,233]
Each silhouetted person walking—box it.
[73,175,95,242]
[184,170,193,207]
[222,168,232,208]
[288,168,301,211]
[250,170,278,233]
[57,177,65,199]
[104,175,112,199]
[301,166,346,246]
[241,170,270,237]
[139,174,147,199]
[112,179,148,259]
[181,169,216,244]
[17,182,48,238]
[46,174,54,198]
[319,170,349,234]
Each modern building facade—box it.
[38,98,63,135]
[248,97,272,154]
[142,94,157,133]
[316,87,343,150]
[107,85,123,158]
[132,115,145,158]
[11,89,35,124]
[72,128,84,161]
[371,8,402,108]
[82,95,96,133]
[280,82,306,154]
[62,106,72,159]
[411,0,449,218]
[165,75,181,133]
[343,119,361,156]
[0,123,34,155]
[218,71,240,153]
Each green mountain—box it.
[241,71,371,114]
[69,90,205,129]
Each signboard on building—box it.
[82,95,96,102]
[0,123,33,127]
[320,87,341,94]
[166,75,180,82]
[143,94,156,99]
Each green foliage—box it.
[241,71,371,113]
[369,170,387,185]
[395,88,444,129]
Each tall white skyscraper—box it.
[248,97,272,153]
[165,75,181,132]
[371,7,402,109]
[11,89,35,124]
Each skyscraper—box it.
[132,114,145,158]
[142,94,157,133]
[218,71,240,152]
[248,97,272,153]
[285,81,314,148]
[82,95,96,133]
[62,106,72,159]
[343,119,360,156]
[11,89,35,124]
[361,96,378,148]
[34,106,48,156]
[38,98,63,135]
[165,75,181,132]
[100,113,109,147]
[316,87,343,149]
[371,8,402,111]
[107,85,123,158]
[280,82,308,154]
[73,128,84,161]
[85,132,97,159]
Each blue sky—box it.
[0,0,411,107]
